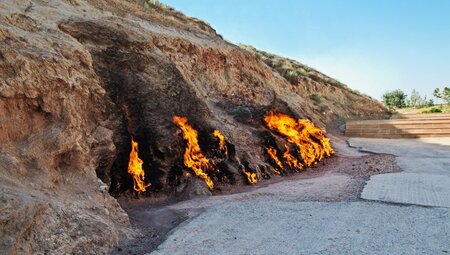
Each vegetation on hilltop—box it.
[123,0,219,37]
[238,45,345,86]
[142,0,169,9]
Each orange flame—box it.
[173,116,214,189]
[264,112,333,166]
[242,168,257,184]
[283,145,304,172]
[128,137,151,193]
[266,147,282,175]
[213,130,228,156]
[299,119,333,159]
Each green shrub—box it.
[382,89,407,109]
[422,107,443,113]
[309,94,322,104]
[298,68,309,77]
[284,70,298,84]
[143,0,169,10]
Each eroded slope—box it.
[0,0,388,253]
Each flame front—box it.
[299,119,334,159]
[283,145,303,172]
[213,130,228,156]
[173,116,214,189]
[128,137,151,193]
[242,169,257,184]
[264,112,333,166]
[266,147,282,175]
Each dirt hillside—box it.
[239,44,389,124]
[0,0,389,253]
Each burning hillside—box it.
[0,0,388,253]
[124,112,333,194]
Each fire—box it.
[128,137,151,193]
[264,112,333,166]
[173,116,215,189]
[213,130,228,156]
[212,128,258,184]
[298,119,333,159]
[266,147,282,175]
[283,145,303,172]
[242,169,257,184]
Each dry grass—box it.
[396,104,450,114]
[92,0,219,37]
[239,45,342,86]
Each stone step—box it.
[346,124,450,131]
[391,113,450,119]
[345,115,450,138]
[347,126,450,132]
[346,133,450,138]
[347,119,450,125]
[346,132,450,138]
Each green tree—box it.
[409,89,422,107]
[382,89,407,109]
[433,87,450,104]
[433,88,440,98]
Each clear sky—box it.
[163,0,450,101]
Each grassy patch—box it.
[398,104,450,114]
[238,44,347,88]
[309,94,322,104]
[422,107,443,113]
[143,0,170,9]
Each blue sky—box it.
[163,0,450,101]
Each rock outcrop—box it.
[0,0,389,253]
